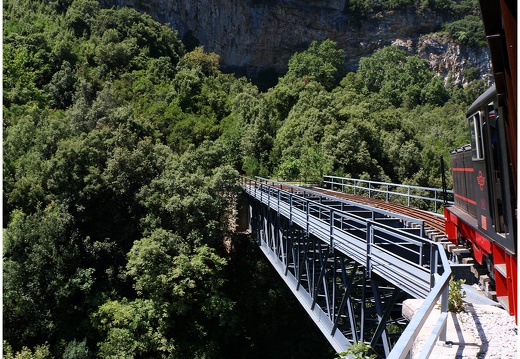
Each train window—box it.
[468,112,484,159]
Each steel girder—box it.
[242,178,451,359]
[249,200,409,356]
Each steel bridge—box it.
[241,177,452,359]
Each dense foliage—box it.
[3,0,487,357]
[346,0,485,49]
[346,0,479,19]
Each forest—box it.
[3,0,488,357]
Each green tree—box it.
[400,55,436,107]
[358,46,438,107]
[300,146,332,183]
[265,76,307,123]
[64,0,100,38]
[46,61,75,109]
[93,229,235,357]
[276,156,301,181]
[93,298,171,358]
[321,121,375,177]
[443,15,486,47]
[137,141,240,244]
[171,67,205,113]
[3,107,71,220]
[177,46,220,76]
[338,342,376,359]
[3,204,95,351]
[3,341,54,359]
[272,82,335,161]
[357,46,406,93]
[285,39,345,91]
[3,42,48,108]
[62,339,90,359]
[421,76,449,105]
[236,93,274,177]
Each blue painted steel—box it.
[255,176,427,236]
[242,177,451,358]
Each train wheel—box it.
[484,254,495,280]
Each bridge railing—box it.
[254,176,427,236]
[322,175,454,215]
[242,177,451,359]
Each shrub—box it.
[448,278,466,313]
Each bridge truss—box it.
[242,177,452,358]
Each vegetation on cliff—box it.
[346,0,479,18]
[3,0,488,357]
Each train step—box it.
[493,263,513,315]
[497,295,510,313]
[495,263,507,277]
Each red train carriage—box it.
[444,0,517,319]
[445,85,517,316]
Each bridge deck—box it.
[242,177,452,359]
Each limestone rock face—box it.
[393,33,491,86]
[416,34,491,85]
[100,0,490,83]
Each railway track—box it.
[310,186,500,302]
[311,187,446,233]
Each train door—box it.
[468,110,490,226]
[484,104,506,231]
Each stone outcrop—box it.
[99,0,490,84]
[395,33,491,85]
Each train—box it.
[443,0,517,319]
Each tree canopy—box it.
[3,0,484,357]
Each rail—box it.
[322,175,454,215]
[242,177,451,359]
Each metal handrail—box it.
[322,175,454,215]
[242,177,451,358]
[247,177,440,296]
[254,176,427,235]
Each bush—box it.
[448,278,466,313]
[443,15,486,47]
[337,342,376,359]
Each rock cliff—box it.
[99,0,490,84]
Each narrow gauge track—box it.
[309,186,505,304]
[310,187,446,234]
